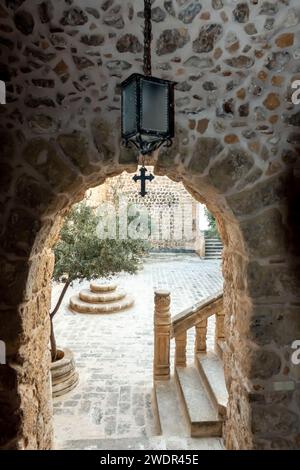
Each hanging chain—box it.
[144,0,152,76]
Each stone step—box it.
[196,352,228,418]
[79,288,126,304]
[205,244,223,259]
[205,253,222,257]
[69,294,134,314]
[90,282,117,293]
[175,366,223,438]
[206,253,222,256]
[154,379,189,437]
[55,436,224,450]
[205,238,223,257]
[205,251,222,256]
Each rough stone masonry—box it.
[0,0,299,450]
[86,172,202,252]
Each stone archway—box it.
[0,0,299,451]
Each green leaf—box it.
[53,201,149,283]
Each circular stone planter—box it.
[69,282,135,314]
[79,288,126,303]
[70,294,134,314]
[50,348,79,398]
[90,282,118,293]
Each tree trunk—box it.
[50,280,71,362]
[50,317,57,362]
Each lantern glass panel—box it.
[141,79,169,134]
[122,79,137,137]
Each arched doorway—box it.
[1,146,297,450]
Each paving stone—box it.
[52,254,222,447]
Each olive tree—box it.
[51,202,149,361]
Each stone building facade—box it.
[86,170,203,252]
[0,0,299,451]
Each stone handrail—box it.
[171,290,223,338]
[153,289,224,381]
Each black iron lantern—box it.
[121,0,176,157]
[121,74,175,156]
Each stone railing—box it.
[153,290,224,381]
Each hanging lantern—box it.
[121,74,175,156]
[121,0,176,156]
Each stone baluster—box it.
[175,332,187,367]
[195,319,208,355]
[215,309,225,347]
[153,290,171,381]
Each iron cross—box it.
[132,167,154,197]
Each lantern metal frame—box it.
[121,73,176,156]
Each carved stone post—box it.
[215,310,225,346]
[175,332,187,367]
[195,319,207,355]
[154,290,171,381]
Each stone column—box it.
[153,290,171,381]
[175,332,187,367]
[195,319,208,355]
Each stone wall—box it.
[87,170,202,251]
[0,0,299,450]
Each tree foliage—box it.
[204,208,220,238]
[53,202,149,283]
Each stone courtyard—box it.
[52,254,222,450]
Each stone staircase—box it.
[69,282,134,314]
[204,238,223,260]
[153,290,227,445]
[154,352,227,440]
